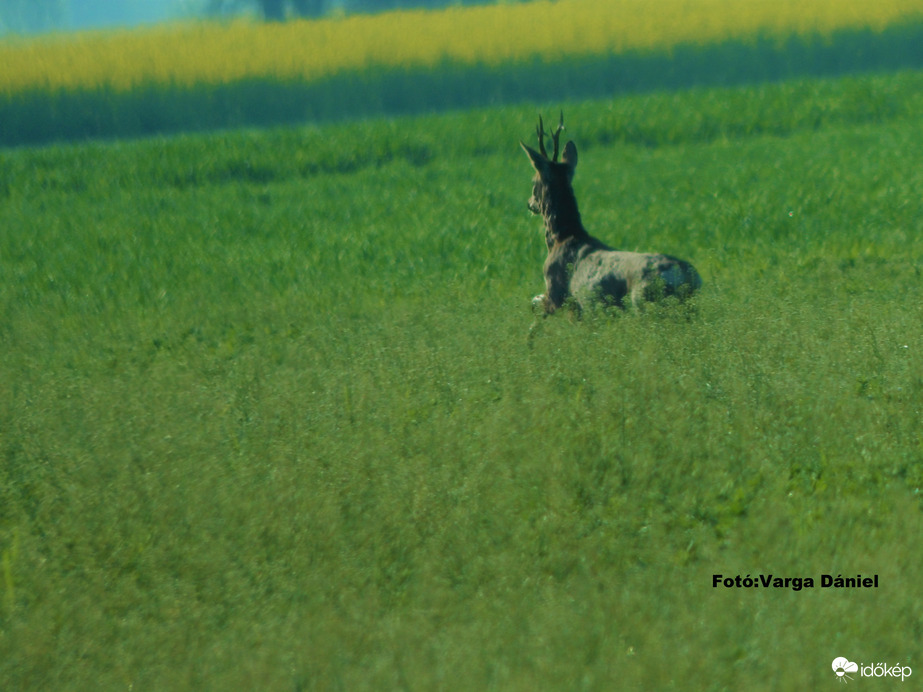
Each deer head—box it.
[520,113,582,240]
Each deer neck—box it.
[542,183,587,245]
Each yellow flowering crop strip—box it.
[1,0,923,95]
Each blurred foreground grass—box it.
[1,71,923,689]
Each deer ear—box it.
[521,141,547,173]
[562,141,578,171]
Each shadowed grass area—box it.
[1,71,923,689]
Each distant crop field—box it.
[1,0,921,93]
[2,70,923,689]
[1,0,923,146]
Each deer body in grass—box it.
[521,115,701,315]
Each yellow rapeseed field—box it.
[1,0,922,94]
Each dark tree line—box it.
[206,0,522,21]
[0,0,527,34]
[250,0,323,21]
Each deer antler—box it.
[550,111,565,162]
[536,115,548,159]
[535,112,565,161]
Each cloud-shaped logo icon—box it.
[832,657,859,683]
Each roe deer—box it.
[521,114,701,315]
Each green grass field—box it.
[2,70,923,689]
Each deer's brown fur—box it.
[521,115,701,314]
